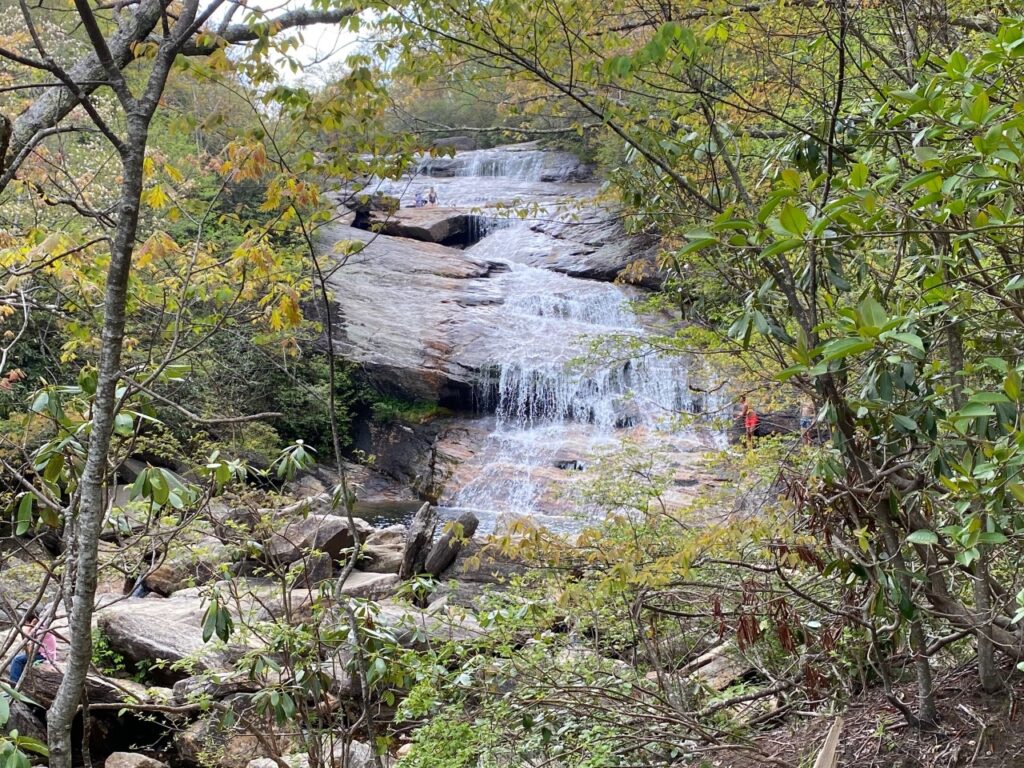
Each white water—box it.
[413,146,721,531]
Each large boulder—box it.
[19,661,171,708]
[368,207,478,245]
[266,514,374,566]
[94,593,231,681]
[3,700,45,742]
[360,525,406,574]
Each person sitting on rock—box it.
[9,609,57,684]
[414,190,426,207]
[427,186,438,206]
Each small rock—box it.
[105,753,169,768]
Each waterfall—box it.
[447,250,711,528]
[367,143,721,531]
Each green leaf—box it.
[857,296,887,329]
[892,414,918,432]
[977,532,1009,545]
[955,402,996,419]
[822,337,874,362]
[114,412,134,437]
[890,332,924,354]
[16,493,34,536]
[969,391,1011,404]
[779,202,809,235]
[760,238,803,259]
[906,530,938,545]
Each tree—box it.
[383,0,1024,728]
[0,2,396,764]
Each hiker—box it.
[740,395,759,449]
[800,399,815,444]
[9,609,56,684]
[414,189,426,207]
[427,186,438,206]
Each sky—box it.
[214,0,365,85]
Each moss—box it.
[370,396,452,425]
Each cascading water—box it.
[364,142,723,531]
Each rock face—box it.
[525,208,662,287]
[321,223,505,404]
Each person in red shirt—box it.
[740,395,759,449]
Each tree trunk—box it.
[46,136,146,768]
[974,547,1001,693]
[879,513,937,726]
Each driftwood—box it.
[812,717,843,768]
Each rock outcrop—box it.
[321,223,505,404]
[399,503,437,579]
[423,511,479,576]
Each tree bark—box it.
[45,137,145,768]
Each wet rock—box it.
[399,504,437,579]
[423,511,479,577]
[105,753,169,768]
[266,514,374,566]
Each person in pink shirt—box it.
[9,609,56,684]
